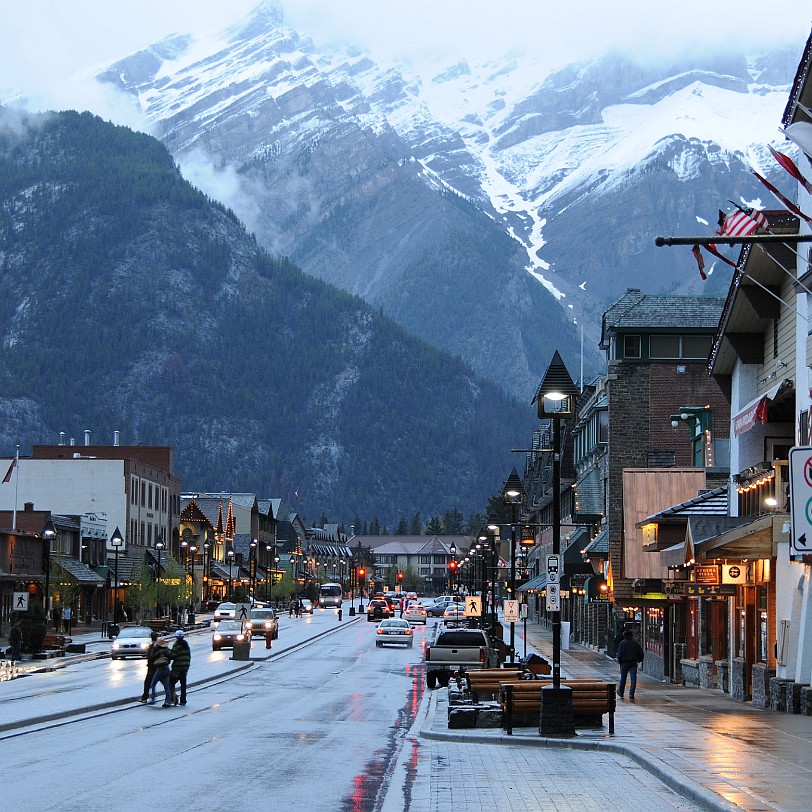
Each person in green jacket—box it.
[169,629,191,706]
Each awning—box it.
[53,556,106,586]
[733,379,791,437]
[518,573,547,592]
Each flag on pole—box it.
[784,120,812,161]
[2,456,16,484]
[717,206,768,237]
[752,171,812,224]
[768,145,812,194]
[691,244,707,280]
[705,243,738,268]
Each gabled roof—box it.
[783,28,812,126]
[270,498,298,523]
[359,535,469,554]
[601,289,724,348]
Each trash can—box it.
[107,623,120,639]
[187,612,195,625]
[231,638,251,661]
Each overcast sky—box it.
[0,0,809,124]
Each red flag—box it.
[705,243,738,268]
[691,244,707,280]
[717,206,768,237]
[768,146,812,194]
[752,171,812,224]
[2,457,16,483]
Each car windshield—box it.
[217,621,242,631]
[216,603,235,611]
[381,620,409,629]
[250,610,274,619]
[117,627,152,638]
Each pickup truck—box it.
[424,627,499,689]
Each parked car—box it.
[245,608,279,640]
[110,626,154,659]
[211,620,248,651]
[367,599,392,622]
[404,602,428,624]
[375,618,414,647]
[213,602,236,621]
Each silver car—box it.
[375,618,414,648]
[110,626,154,659]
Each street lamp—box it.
[487,515,499,629]
[227,548,235,601]
[155,535,165,618]
[202,541,210,604]
[533,349,579,736]
[110,527,124,624]
[189,545,197,612]
[41,518,56,619]
[502,467,524,664]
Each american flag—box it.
[717,206,768,237]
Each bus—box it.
[318,582,343,608]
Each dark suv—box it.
[367,599,392,622]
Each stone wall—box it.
[715,659,729,693]
[751,663,774,708]
[673,643,686,685]
[731,657,749,701]
[681,658,700,687]
[699,655,715,689]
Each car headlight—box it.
[213,634,222,641]
[237,634,245,641]
[264,622,272,630]
[111,642,120,650]
[140,642,150,649]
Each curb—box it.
[418,690,741,812]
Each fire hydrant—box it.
[338,608,343,621]
[265,631,273,649]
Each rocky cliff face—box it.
[97,1,799,394]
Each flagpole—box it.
[12,445,19,531]
[656,234,812,246]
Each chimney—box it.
[58,432,65,446]
[69,437,75,446]
[84,429,91,446]
[113,430,120,446]
[24,502,34,511]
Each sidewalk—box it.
[421,622,812,812]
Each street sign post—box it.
[546,554,561,612]
[789,446,812,555]
[503,599,519,622]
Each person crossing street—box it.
[169,629,191,706]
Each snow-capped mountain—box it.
[96,0,800,395]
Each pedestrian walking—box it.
[9,620,22,663]
[148,638,173,707]
[616,628,644,700]
[53,606,63,633]
[289,597,296,617]
[169,629,191,706]
[138,631,160,702]
[63,605,72,635]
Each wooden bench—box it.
[146,620,172,634]
[32,633,72,659]
[464,666,529,702]
[500,680,617,734]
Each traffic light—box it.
[358,567,366,580]
[397,571,404,582]
[449,560,457,572]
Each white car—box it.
[110,626,154,659]
[213,602,236,621]
[404,602,427,624]
[375,618,414,648]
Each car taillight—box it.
[425,648,430,660]
[405,629,412,635]
[376,628,383,634]
[480,647,486,664]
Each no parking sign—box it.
[790,447,812,555]
[546,554,561,611]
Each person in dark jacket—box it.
[9,620,22,663]
[169,629,191,706]
[139,631,160,702]
[149,638,173,707]
[616,629,644,700]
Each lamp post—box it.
[41,518,56,619]
[533,349,578,736]
[502,468,524,664]
[188,545,197,612]
[202,542,210,604]
[110,527,124,624]
[155,535,165,618]
[227,548,235,601]
[249,539,257,602]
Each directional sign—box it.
[503,599,519,622]
[464,595,482,617]
[546,554,561,611]
[789,446,812,555]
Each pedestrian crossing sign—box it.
[464,596,482,616]
[13,592,28,612]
